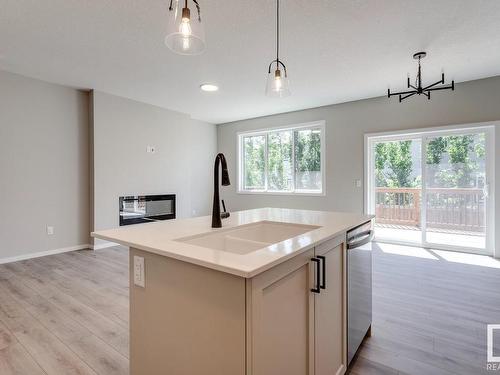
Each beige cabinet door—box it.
[314,237,346,375]
[247,248,315,375]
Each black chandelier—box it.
[388,52,454,102]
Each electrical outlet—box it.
[133,256,145,288]
[147,145,156,154]
[46,226,54,235]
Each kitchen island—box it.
[92,208,373,375]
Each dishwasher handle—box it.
[347,230,374,250]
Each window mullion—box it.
[241,135,246,191]
[264,133,269,192]
[291,130,295,192]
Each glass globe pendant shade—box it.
[165,0,206,55]
[266,65,291,98]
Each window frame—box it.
[237,121,326,196]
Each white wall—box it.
[0,71,90,261]
[217,76,500,257]
[91,91,216,244]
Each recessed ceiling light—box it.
[200,84,219,92]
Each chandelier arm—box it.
[425,83,455,92]
[422,80,445,91]
[389,89,417,97]
[399,92,417,102]
[407,77,417,90]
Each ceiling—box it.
[1,0,500,124]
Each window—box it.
[238,121,325,194]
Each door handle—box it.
[317,255,326,289]
[311,258,321,294]
[484,183,490,198]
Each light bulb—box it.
[179,18,192,37]
[182,37,190,50]
[266,66,290,97]
[273,69,283,91]
[179,15,192,51]
[274,77,282,91]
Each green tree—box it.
[427,137,447,164]
[426,135,484,188]
[294,129,321,190]
[375,140,418,188]
[295,130,321,172]
[268,131,292,190]
[244,135,265,188]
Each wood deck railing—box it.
[375,187,485,232]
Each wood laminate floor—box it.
[350,243,500,375]
[0,244,499,374]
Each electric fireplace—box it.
[119,194,176,226]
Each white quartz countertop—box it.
[92,208,374,278]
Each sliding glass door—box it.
[367,125,494,255]
[372,137,422,245]
[423,131,488,250]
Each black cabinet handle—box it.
[317,255,326,289]
[311,258,321,294]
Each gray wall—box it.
[0,71,90,260]
[91,91,216,244]
[217,76,500,257]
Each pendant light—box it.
[165,0,205,55]
[266,0,291,97]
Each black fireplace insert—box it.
[119,194,176,226]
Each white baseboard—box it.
[0,244,91,265]
[91,241,119,250]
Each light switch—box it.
[46,226,54,235]
[134,256,145,288]
[355,179,362,188]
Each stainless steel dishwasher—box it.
[346,220,374,366]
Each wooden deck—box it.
[376,187,485,232]
[0,245,499,374]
